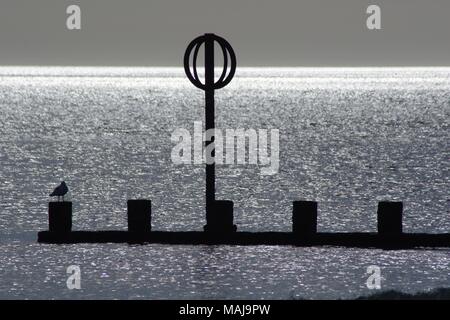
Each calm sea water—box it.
[0,67,449,299]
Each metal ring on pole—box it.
[184,34,236,90]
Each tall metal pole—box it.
[184,33,236,230]
[204,34,215,215]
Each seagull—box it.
[49,181,69,202]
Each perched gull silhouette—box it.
[49,181,69,201]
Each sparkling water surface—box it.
[0,67,449,299]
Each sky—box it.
[0,0,450,66]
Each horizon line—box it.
[2,65,450,69]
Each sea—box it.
[0,67,448,299]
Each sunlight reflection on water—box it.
[0,67,448,298]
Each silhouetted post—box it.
[377,201,403,235]
[127,200,152,233]
[292,201,317,235]
[204,34,216,214]
[204,200,237,232]
[184,33,237,233]
[48,202,72,233]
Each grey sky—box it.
[0,0,450,66]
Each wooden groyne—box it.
[37,200,450,249]
[37,230,450,249]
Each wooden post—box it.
[292,201,317,235]
[377,201,403,235]
[204,200,237,233]
[127,200,152,233]
[49,202,72,233]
